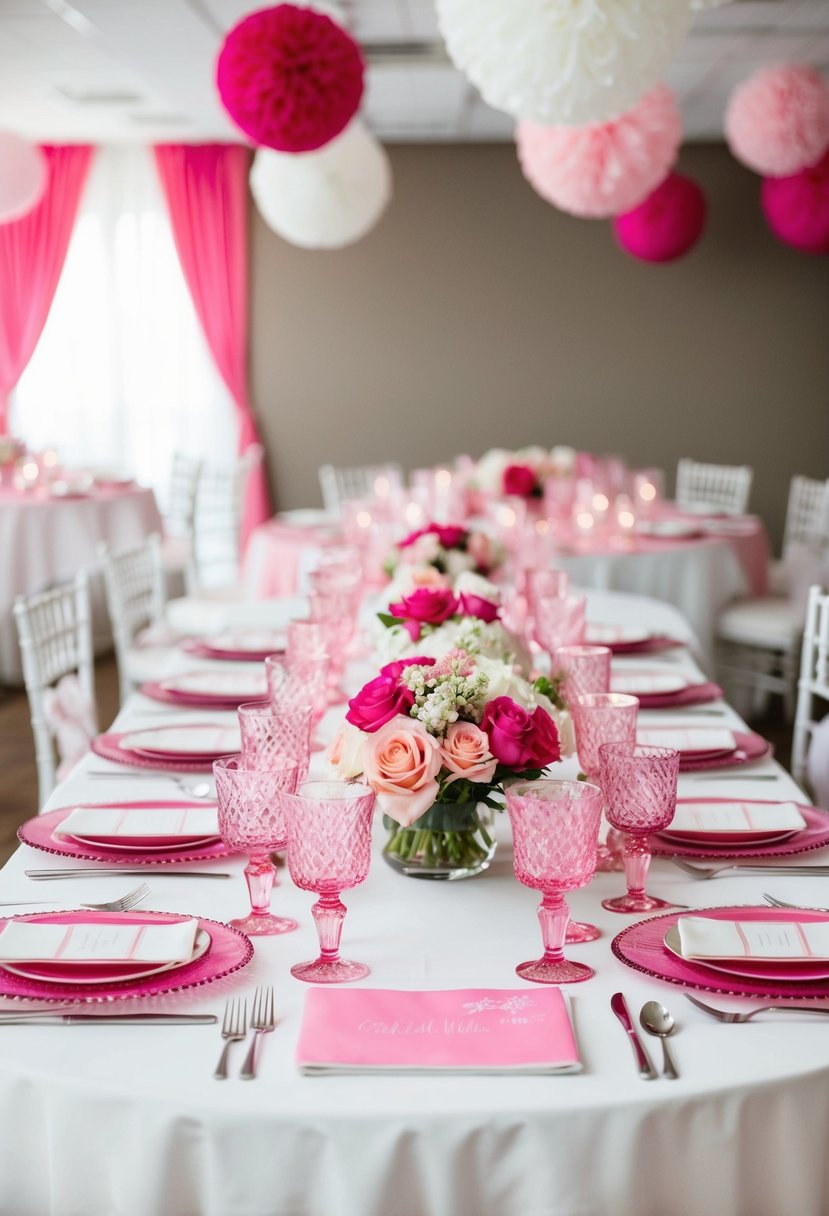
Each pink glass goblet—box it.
[309,592,354,703]
[554,645,611,703]
[266,655,328,751]
[238,701,312,784]
[572,692,639,873]
[213,755,299,936]
[505,779,603,984]
[280,780,376,984]
[599,743,680,914]
[532,592,586,654]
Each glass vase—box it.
[382,801,497,881]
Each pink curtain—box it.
[153,144,271,545]
[0,145,94,434]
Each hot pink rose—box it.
[502,463,539,498]
[362,715,442,825]
[398,526,429,549]
[346,674,414,733]
[481,696,561,770]
[380,656,435,680]
[457,592,500,623]
[440,721,497,786]
[389,587,459,626]
[434,524,467,550]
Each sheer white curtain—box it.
[10,145,238,509]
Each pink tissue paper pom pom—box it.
[761,150,829,255]
[516,84,682,219]
[613,173,707,264]
[725,63,829,178]
[216,4,365,154]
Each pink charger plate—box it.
[635,681,723,709]
[92,732,231,772]
[140,681,251,710]
[180,638,285,663]
[0,909,252,1004]
[679,731,771,771]
[649,800,829,860]
[612,905,829,1000]
[18,802,236,865]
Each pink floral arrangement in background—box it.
[384,521,504,581]
[383,585,500,641]
[471,446,577,501]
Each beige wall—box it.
[249,142,829,549]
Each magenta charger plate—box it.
[678,731,771,772]
[140,681,249,710]
[650,800,829,860]
[180,638,284,663]
[18,802,235,865]
[0,909,252,1003]
[612,905,829,1000]
[633,681,723,709]
[92,731,232,773]
[604,635,685,655]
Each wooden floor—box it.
[0,658,794,869]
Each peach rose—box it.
[362,714,442,826]
[440,722,497,786]
[411,566,450,589]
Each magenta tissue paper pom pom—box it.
[613,173,707,263]
[516,84,682,219]
[762,150,829,254]
[726,63,829,177]
[216,4,365,153]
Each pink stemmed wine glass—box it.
[572,692,639,873]
[532,592,586,654]
[554,645,611,703]
[599,743,680,914]
[213,755,299,936]
[267,654,328,751]
[280,781,376,984]
[505,779,603,984]
[309,592,353,704]
[238,701,312,784]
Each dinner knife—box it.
[0,1013,218,1026]
[25,869,230,880]
[611,992,657,1080]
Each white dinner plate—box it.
[663,924,829,982]
[160,670,268,699]
[611,671,688,696]
[204,632,286,655]
[635,520,700,540]
[1,927,211,986]
[584,624,651,646]
[119,725,241,758]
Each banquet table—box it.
[0,483,162,684]
[2,589,828,1216]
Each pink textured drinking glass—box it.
[533,592,586,653]
[505,779,603,984]
[599,743,680,914]
[573,692,639,874]
[267,654,328,750]
[280,780,376,984]
[238,701,312,784]
[309,591,353,703]
[526,568,570,607]
[213,755,299,936]
[554,645,611,703]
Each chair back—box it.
[792,584,829,790]
[13,572,98,809]
[165,452,202,539]
[318,462,403,513]
[782,476,829,560]
[193,445,262,588]
[98,534,166,703]
[675,459,753,515]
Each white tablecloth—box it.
[0,486,162,684]
[1,591,826,1216]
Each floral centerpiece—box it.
[330,649,572,879]
[471,445,577,500]
[384,521,504,582]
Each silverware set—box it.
[611,993,678,1079]
[214,989,275,1080]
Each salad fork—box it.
[0,884,151,911]
[240,986,276,1080]
[685,994,829,1023]
[669,858,829,880]
[763,893,829,914]
[213,997,247,1080]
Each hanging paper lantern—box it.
[725,64,829,177]
[761,151,829,254]
[516,85,682,219]
[250,121,391,249]
[613,173,707,263]
[0,133,46,223]
[216,3,365,153]
[435,0,691,127]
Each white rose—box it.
[474,448,510,492]
[328,721,367,780]
[453,570,502,604]
[445,549,475,579]
[550,445,576,474]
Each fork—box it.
[240,986,276,1080]
[87,772,213,798]
[213,997,247,1080]
[763,893,829,914]
[81,883,151,912]
[669,858,829,880]
[685,993,829,1023]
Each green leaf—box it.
[377,612,405,630]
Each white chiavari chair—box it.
[191,445,263,590]
[675,458,753,516]
[792,585,829,797]
[98,534,167,704]
[770,475,829,594]
[13,572,98,809]
[318,462,404,514]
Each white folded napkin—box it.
[677,916,829,962]
[55,806,219,841]
[637,727,735,753]
[0,917,199,965]
[669,801,805,834]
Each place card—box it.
[55,806,219,841]
[0,918,199,965]
[296,987,582,1074]
[669,801,805,834]
[677,916,829,962]
[636,727,735,753]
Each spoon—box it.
[639,1001,679,1079]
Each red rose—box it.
[457,593,500,623]
[433,524,467,550]
[481,696,561,770]
[502,464,538,498]
[389,587,459,626]
[346,674,414,733]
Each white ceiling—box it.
[0,0,827,143]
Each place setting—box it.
[610,666,724,709]
[180,631,287,663]
[140,666,269,710]
[636,724,772,771]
